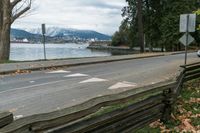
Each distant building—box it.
[11,38,30,43]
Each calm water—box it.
[10,43,111,61]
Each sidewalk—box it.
[0,52,187,74]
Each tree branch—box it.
[11,0,23,9]
[11,5,30,23]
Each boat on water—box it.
[11,38,30,44]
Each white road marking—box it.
[64,73,89,78]
[108,81,137,90]
[151,80,163,85]
[14,115,23,120]
[80,78,108,83]
[46,70,70,74]
[29,81,35,83]
[0,80,67,94]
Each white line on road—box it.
[79,78,108,84]
[64,73,89,78]
[108,81,137,90]
[46,70,71,74]
[0,80,67,94]
[29,81,35,83]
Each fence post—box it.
[161,88,175,122]
[0,111,13,128]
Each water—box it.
[10,43,111,61]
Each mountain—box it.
[25,27,111,40]
[11,28,36,39]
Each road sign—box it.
[42,24,46,35]
[180,14,196,33]
[179,33,194,46]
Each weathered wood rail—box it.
[0,62,200,133]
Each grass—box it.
[135,78,200,133]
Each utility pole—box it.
[137,0,145,53]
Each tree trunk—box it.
[0,25,11,61]
[137,0,145,53]
[0,0,11,61]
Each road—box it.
[0,53,199,118]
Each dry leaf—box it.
[189,98,200,104]
[182,119,196,131]
[149,120,162,128]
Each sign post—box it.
[42,24,47,60]
[179,14,196,66]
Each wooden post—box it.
[0,111,13,128]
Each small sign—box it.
[42,24,46,35]
[180,14,196,33]
[179,33,194,46]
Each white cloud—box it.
[12,0,127,35]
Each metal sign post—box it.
[179,14,196,66]
[185,15,189,66]
[42,24,47,60]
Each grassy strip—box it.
[136,78,200,133]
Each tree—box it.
[194,9,200,47]
[114,0,199,52]
[136,0,144,53]
[111,20,131,47]
[0,0,32,61]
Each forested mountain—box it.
[11,27,111,43]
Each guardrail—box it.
[0,62,200,133]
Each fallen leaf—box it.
[182,119,196,131]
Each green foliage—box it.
[112,0,200,51]
[111,21,131,47]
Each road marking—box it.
[29,81,35,83]
[0,80,67,94]
[14,115,23,120]
[46,70,71,74]
[151,80,162,85]
[80,78,108,84]
[108,81,137,90]
[56,107,61,110]
[64,73,89,78]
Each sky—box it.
[12,0,127,35]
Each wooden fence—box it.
[0,62,200,133]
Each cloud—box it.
[12,0,127,35]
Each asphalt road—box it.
[0,53,199,118]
